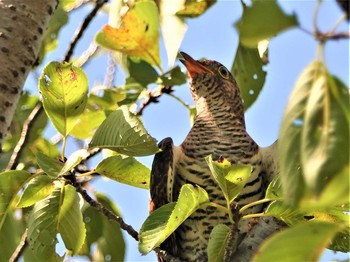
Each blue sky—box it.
[25,1,349,261]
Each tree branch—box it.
[9,228,28,262]
[64,0,108,62]
[6,103,43,170]
[0,0,58,148]
[137,85,174,115]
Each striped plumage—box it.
[150,52,269,261]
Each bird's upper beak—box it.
[179,52,213,77]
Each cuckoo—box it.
[150,52,278,261]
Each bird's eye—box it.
[218,66,230,79]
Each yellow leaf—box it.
[95,0,160,67]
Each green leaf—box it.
[313,164,350,209]
[89,105,159,156]
[17,174,54,208]
[279,61,350,206]
[128,58,159,87]
[70,108,106,139]
[236,0,298,47]
[139,184,210,254]
[205,155,252,204]
[160,66,187,86]
[79,193,125,260]
[96,155,150,189]
[176,0,216,18]
[27,184,61,261]
[207,224,230,262]
[37,5,68,65]
[301,72,350,194]
[252,221,344,262]
[0,170,32,229]
[39,61,88,136]
[231,43,267,111]
[279,61,322,205]
[36,152,64,178]
[92,194,125,261]
[58,185,86,254]
[58,149,89,176]
[95,0,161,67]
[0,210,23,261]
[265,176,282,200]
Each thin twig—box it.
[6,104,43,170]
[9,228,28,262]
[137,85,174,115]
[64,0,108,62]
[75,183,139,240]
[73,181,177,261]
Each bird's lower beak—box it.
[179,52,213,76]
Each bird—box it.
[150,52,277,261]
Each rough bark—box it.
[0,0,58,150]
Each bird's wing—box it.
[150,137,179,259]
[150,137,175,212]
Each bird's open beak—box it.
[179,52,213,76]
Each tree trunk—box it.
[0,0,58,149]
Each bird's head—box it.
[179,52,244,119]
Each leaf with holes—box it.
[89,105,159,156]
[231,43,266,111]
[235,1,298,47]
[96,155,150,189]
[39,61,88,137]
[95,0,160,67]
[138,184,210,254]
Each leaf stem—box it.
[61,136,67,161]
[239,198,274,214]
[167,93,191,111]
[241,212,267,220]
[76,170,97,177]
[329,14,346,34]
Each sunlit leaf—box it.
[36,152,64,178]
[207,224,230,262]
[0,170,31,229]
[58,149,89,176]
[279,61,322,205]
[236,0,298,47]
[89,105,159,156]
[17,174,54,208]
[27,184,62,261]
[96,155,150,189]
[95,0,161,67]
[231,43,267,111]
[139,184,210,254]
[176,0,216,18]
[252,221,344,262]
[206,155,252,204]
[301,73,350,194]
[58,185,86,254]
[39,61,88,136]
[70,108,106,139]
